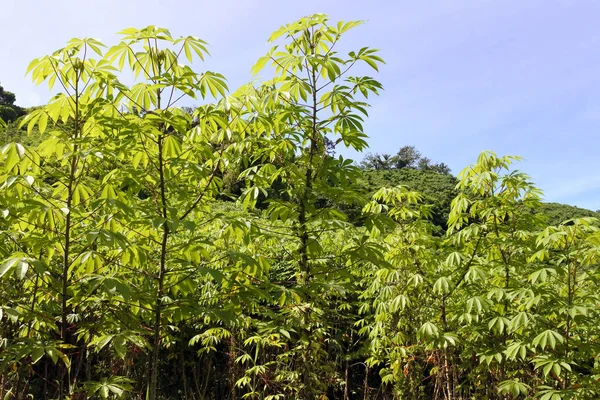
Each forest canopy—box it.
[1,15,599,400]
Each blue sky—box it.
[2,0,599,210]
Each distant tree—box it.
[0,84,24,122]
[361,152,394,170]
[381,153,394,167]
[361,145,451,175]
[393,145,421,169]
[417,157,452,174]
[0,85,16,105]
[417,156,432,170]
[0,105,18,123]
[429,162,451,174]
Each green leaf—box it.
[433,276,452,295]
[532,330,564,350]
[251,56,270,76]
[497,380,531,397]
[15,260,29,280]
[0,258,20,278]
[30,347,45,364]
[417,322,440,341]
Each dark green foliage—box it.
[0,84,25,122]
[356,167,458,230]
[0,85,17,105]
[539,202,600,225]
[0,105,18,122]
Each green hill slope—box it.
[355,168,599,227]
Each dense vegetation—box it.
[1,15,599,400]
[0,85,26,125]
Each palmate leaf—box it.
[127,82,159,109]
[347,76,384,98]
[89,331,147,358]
[528,267,556,284]
[504,341,529,361]
[532,329,564,350]
[105,42,136,71]
[433,276,452,295]
[26,55,59,86]
[509,311,532,332]
[175,36,210,62]
[45,93,74,123]
[465,296,490,314]
[315,54,343,81]
[197,71,228,99]
[84,377,134,399]
[417,322,440,341]
[335,20,364,35]
[348,47,385,71]
[497,380,531,397]
[488,316,510,334]
[66,37,106,57]
[161,135,182,159]
[533,357,572,379]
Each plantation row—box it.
[1,14,599,400]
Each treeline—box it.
[1,16,600,400]
[360,146,451,174]
[2,111,597,231]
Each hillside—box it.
[2,118,597,228]
[538,202,600,225]
[355,167,600,227]
[355,168,458,229]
